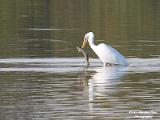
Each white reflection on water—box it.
[128,57,160,73]
[87,66,128,100]
[83,66,128,111]
[0,57,160,74]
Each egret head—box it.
[81,32,94,48]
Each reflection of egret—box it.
[85,66,128,115]
[81,32,129,66]
[85,66,128,110]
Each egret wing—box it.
[96,44,128,65]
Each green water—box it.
[0,0,160,119]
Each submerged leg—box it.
[103,62,106,67]
[107,63,112,66]
[103,62,113,66]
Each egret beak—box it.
[81,38,87,48]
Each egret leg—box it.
[103,62,106,67]
[103,62,112,66]
[107,63,112,66]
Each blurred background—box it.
[0,0,159,58]
[0,1,160,120]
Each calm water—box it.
[0,0,160,119]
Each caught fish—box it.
[76,47,89,66]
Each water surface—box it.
[0,0,160,119]
[0,57,160,119]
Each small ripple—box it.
[26,28,78,31]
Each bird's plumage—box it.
[81,32,129,66]
[94,43,128,65]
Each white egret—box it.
[81,32,129,66]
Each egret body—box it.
[81,32,129,66]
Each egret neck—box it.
[88,36,96,50]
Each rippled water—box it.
[0,0,160,119]
[0,57,160,119]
